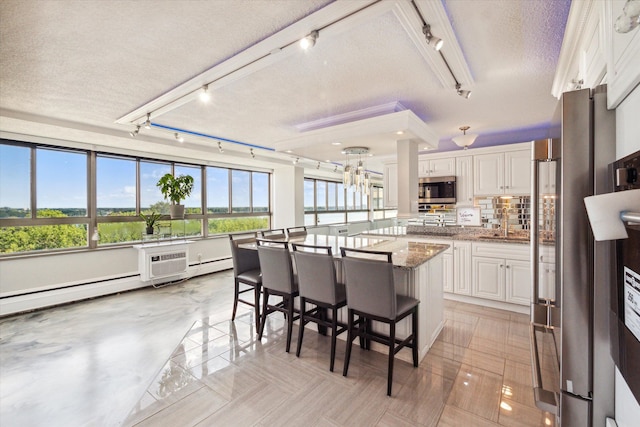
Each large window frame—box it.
[0,139,272,255]
[304,177,372,226]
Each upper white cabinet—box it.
[455,156,474,205]
[606,0,640,108]
[419,157,455,177]
[474,150,531,196]
[383,163,398,208]
[539,160,558,195]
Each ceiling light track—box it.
[149,122,275,152]
[410,0,471,99]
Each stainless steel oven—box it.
[418,176,456,204]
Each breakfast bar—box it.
[247,234,449,361]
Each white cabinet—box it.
[442,251,454,293]
[474,150,531,196]
[419,157,455,177]
[538,160,558,195]
[383,163,398,208]
[453,241,472,295]
[504,150,532,194]
[471,242,531,306]
[506,259,532,305]
[455,156,474,205]
[472,256,505,301]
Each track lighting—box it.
[299,30,318,49]
[174,133,184,143]
[422,24,443,51]
[334,165,338,172]
[199,85,210,102]
[452,125,478,150]
[456,83,471,99]
[292,157,299,165]
[250,148,255,158]
[316,162,321,169]
[144,113,152,129]
[129,125,140,137]
[218,141,224,153]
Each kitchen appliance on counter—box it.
[418,176,456,204]
[530,86,616,426]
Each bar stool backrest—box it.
[340,247,396,320]
[286,226,307,238]
[292,244,338,304]
[229,232,260,276]
[257,239,295,294]
[260,229,286,240]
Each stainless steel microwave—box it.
[418,176,456,204]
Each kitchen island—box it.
[249,234,449,361]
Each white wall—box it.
[614,84,640,420]
[272,164,304,229]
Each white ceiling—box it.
[0,0,571,173]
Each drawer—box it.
[472,241,530,261]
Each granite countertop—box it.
[361,226,540,245]
[240,233,449,270]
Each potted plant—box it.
[156,173,194,219]
[140,211,162,235]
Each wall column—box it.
[272,164,304,228]
[396,139,419,218]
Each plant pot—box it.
[145,226,154,235]
[170,204,185,219]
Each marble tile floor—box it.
[0,270,554,426]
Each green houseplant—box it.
[156,173,194,219]
[140,211,162,235]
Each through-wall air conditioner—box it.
[135,242,191,282]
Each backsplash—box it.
[476,196,531,231]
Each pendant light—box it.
[452,126,478,150]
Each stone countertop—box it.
[361,226,537,245]
[242,234,449,270]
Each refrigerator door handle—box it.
[530,324,559,415]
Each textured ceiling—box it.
[0,0,571,172]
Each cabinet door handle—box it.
[506,265,510,269]
[505,186,509,189]
[500,264,504,268]
[500,186,504,189]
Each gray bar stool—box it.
[339,247,420,396]
[256,239,300,352]
[228,232,262,330]
[292,243,347,372]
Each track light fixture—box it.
[174,133,184,143]
[316,162,321,169]
[422,24,443,51]
[292,157,299,164]
[456,83,472,99]
[250,148,255,158]
[299,30,319,49]
[144,113,152,129]
[217,141,224,153]
[199,85,211,102]
[452,125,478,150]
[334,165,338,172]
[129,125,140,137]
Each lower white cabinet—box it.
[505,259,532,305]
[442,251,454,293]
[471,242,531,306]
[453,241,472,295]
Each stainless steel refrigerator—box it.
[529,85,616,426]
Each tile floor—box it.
[0,270,554,426]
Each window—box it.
[37,148,87,217]
[207,167,229,213]
[252,172,269,213]
[97,156,136,216]
[231,170,250,213]
[303,177,369,226]
[0,144,30,218]
[0,139,272,255]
